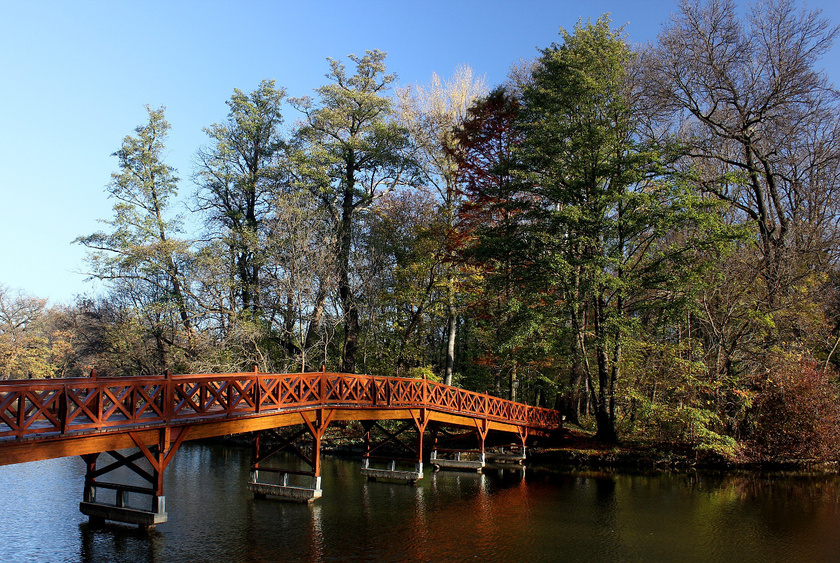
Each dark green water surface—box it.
[2,442,839,562]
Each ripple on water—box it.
[3,447,840,562]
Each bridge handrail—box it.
[0,371,562,441]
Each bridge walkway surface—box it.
[0,369,563,529]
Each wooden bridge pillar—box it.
[79,427,188,530]
[485,426,528,466]
[429,419,489,473]
[248,410,334,502]
[360,409,428,484]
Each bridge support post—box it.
[360,409,428,484]
[485,426,528,466]
[429,419,488,473]
[247,410,333,502]
[79,427,188,530]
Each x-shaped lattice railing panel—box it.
[0,371,563,442]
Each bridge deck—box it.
[0,371,562,465]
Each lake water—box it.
[1,442,839,562]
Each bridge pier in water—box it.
[485,427,529,466]
[248,410,334,502]
[79,427,189,530]
[430,419,490,473]
[359,409,429,484]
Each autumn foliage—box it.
[747,356,840,462]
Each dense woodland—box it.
[3,0,840,460]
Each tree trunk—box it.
[339,159,358,373]
[509,363,518,402]
[443,301,457,385]
[594,295,617,443]
[303,283,328,372]
[565,358,583,425]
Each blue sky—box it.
[2,0,839,304]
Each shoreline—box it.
[526,428,840,474]
[193,428,840,475]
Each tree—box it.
[76,106,193,372]
[354,188,445,375]
[397,65,488,384]
[515,18,644,441]
[507,16,730,442]
[449,87,532,398]
[261,191,336,371]
[290,50,417,373]
[0,286,73,379]
[643,0,840,295]
[195,80,287,317]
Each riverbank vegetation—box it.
[2,0,839,464]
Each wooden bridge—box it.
[0,369,562,528]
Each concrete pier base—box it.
[360,458,423,484]
[80,497,167,530]
[485,445,526,465]
[248,472,322,503]
[430,451,485,472]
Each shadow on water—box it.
[79,521,163,563]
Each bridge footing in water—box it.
[248,474,323,502]
[80,500,167,528]
[430,450,485,472]
[248,413,331,503]
[360,414,428,485]
[485,444,527,465]
[360,458,424,484]
[78,426,187,530]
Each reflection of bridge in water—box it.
[0,369,562,528]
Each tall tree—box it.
[510,16,728,441]
[397,65,488,384]
[643,0,840,294]
[449,87,530,397]
[195,80,287,318]
[355,188,444,375]
[517,18,642,441]
[290,50,416,373]
[640,0,840,392]
[76,106,192,371]
[261,190,336,371]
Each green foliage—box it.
[51,20,840,465]
[195,80,287,315]
[75,106,193,373]
[290,50,418,373]
[406,366,440,382]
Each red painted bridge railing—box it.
[0,371,563,442]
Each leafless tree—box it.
[642,0,840,292]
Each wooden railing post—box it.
[91,369,103,430]
[254,366,261,414]
[60,384,69,434]
[164,369,173,422]
[16,390,24,439]
[226,374,234,415]
[320,365,327,406]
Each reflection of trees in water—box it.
[72,456,840,562]
[728,473,840,505]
